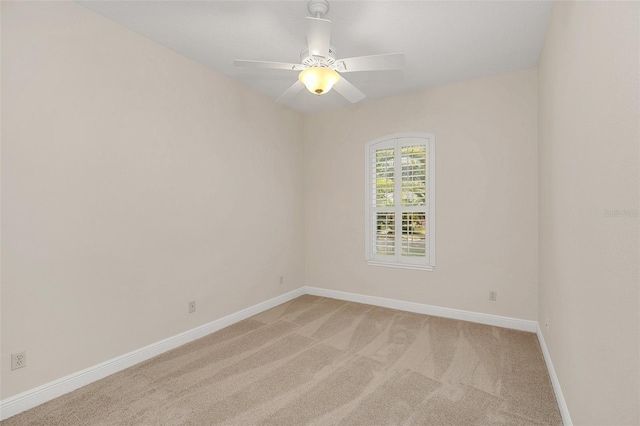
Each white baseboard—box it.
[0,287,305,421]
[304,286,538,332]
[536,325,573,425]
[306,287,574,423]
[2,286,561,422]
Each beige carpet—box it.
[1,295,562,425]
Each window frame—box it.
[364,133,436,271]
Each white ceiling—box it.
[78,1,553,114]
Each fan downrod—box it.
[308,0,329,18]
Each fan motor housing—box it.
[300,46,338,68]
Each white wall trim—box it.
[304,286,538,332]
[536,325,573,425]
[306,287,574,423]
[0,287,305,421]
[3,286,569,423]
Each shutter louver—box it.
[401,145,426,207]
[375,212,395,255]
[375,149,394,207]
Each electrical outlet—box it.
[11,351,26,370]
[189,301,196,313]
[489,290,497,302]
[279,276,284,285]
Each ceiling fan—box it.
[234,0,404,104]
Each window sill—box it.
[367,261,434,272]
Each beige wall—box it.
[5,1,638,421]
[538,1,640,424]
[304,68,539,320]
[1,1,304,399]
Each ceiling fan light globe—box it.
[298,67,340,95]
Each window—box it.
[365,133,435,270]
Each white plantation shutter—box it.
[365,134,435,270]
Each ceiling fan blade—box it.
[306,17,331,58]
[275,81,305,104]
[333,76,366,103]
[234,60,302,71]
[335,53,405,73]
